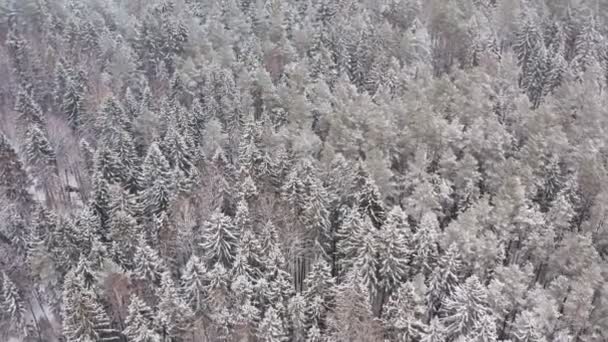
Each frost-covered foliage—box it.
[1,0,608,341]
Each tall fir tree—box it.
[200,209,238,268]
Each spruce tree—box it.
[0,133,32,206]
[353,162,386,228]
[411,212,440,275]
[378,206,410,295]
[426,244,462,320]
[23,123,57,176]
[133,237,165,283]
[139,142,175,217]
[1,273,27,337]
[382,281,426,342]
[440,275,493,339]
[155,271,193,341]
[200,209,238,268]
[123,295,161,342]
[62,77,84,130]
[61,270,119,342]
[420,318,447,342]
[181,254,207,314]
[257,305,288,342]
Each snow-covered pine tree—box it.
[570,16,599,77]
[23,123,56,176]
[133,236,165,283]
[210,147,238,215]
[353,161,386,228]
[426,244,462,320]
[288,293,308,342]
[229,273,259,339]
[91,170,111,232]
[420,318,447,342]
[97,97,132,144]
[61,270,119,342]
[111,128,139,189]
[155,270,193,341]
[440,275,493,339]
[261,246,295,312]
[204,262,231,314]
[139,142,175,217]
[0,133,32,206]
[257,305,288,342]
[7,32,41,97]
[201,208,238,268]
[382,281,426,342]
[411,212,440,275]
[93,145,123,185]
[327,270,378,341]
[123,295,161,342]
[1,273,27,337]
[303,257,334,330]
[108,186,139,265]
[233,228,264,281]
[378,206,411,297]
[336,208,368,275]
[160,114,195,176]
[181,254,208,314]
[352,225,379,298]
[61,76,85,130]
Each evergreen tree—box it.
[61,270,119,342]
[288,293,308,342]
[155,271,193,340]
[91,171,111,232]
[420,318,446,342]
[570,17,599,77]
[353,162,386,228]
[23,123,56,176]
[257,305,288,342]
[204,263,231,314]
[210,148,238,215]
[233,227,264,281]
[97,97,132,144]
[108,187,139,266]
[62,77,85,130]
[411,212,440,275]
[139,142,175,216]
[181,254,207,314]
[426,244,462,320]
[160,115,195,176]
[53,59,69,107]
[93,145,122,184]
[0,133,32,206]
[378,206,410,295]
[327,271,377,341]
[383,280,426,342]
[111,128,139,188]
[1,273,27,337]
[123,295,161,342]
[440,275,493,339]
[200,209,238,268]
[303,257,334,328]
[133,237,165,283]
[230,273,259,339]
[352,226,379,298]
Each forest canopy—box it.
[1,0,608,341]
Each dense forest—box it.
[1,0,608,341]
